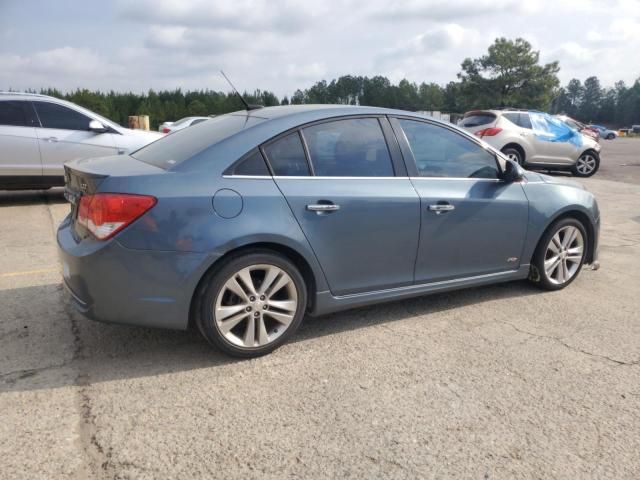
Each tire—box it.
[195,251,307,358]
[606,133,615,140]
[572,151,600,177]
[501,147,524,165]
[529,218,588,291]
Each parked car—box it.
[158,121,174,132]
[0,92,161,190]
[159,116,209,134]
[460,109,602,177]
[59,105,600,357]
[589,124,617,140]
[555,115,600,141]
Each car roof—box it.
[226,104,453,127]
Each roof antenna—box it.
[220,70,263,111]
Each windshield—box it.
[132,114,265,169]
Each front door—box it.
[393,118,529,283]
[263,118,421,296]
[32,101,117,177]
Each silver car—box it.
[159,116,209,134]
[460,109,602,177]
[0,92,161,190]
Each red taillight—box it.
[162,127,171,134]
[475,127,503,138]
[77,193,157,240]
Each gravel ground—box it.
[1,139,639,479]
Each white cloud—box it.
[1,0,639,97]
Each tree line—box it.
[27,38,640,128]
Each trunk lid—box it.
[64,154,165,239]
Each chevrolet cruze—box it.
[58,106,600,357]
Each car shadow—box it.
[0,188,66,207]
[0,279,544,393]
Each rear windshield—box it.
[460,112,496,128]
[132,114,264,169]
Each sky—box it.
[1,0,639,98]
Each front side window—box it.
[398,119,499,179]
[0,100,31,127]
[302,118,394,177]
[32,101,92,131]
[263,132,310,176]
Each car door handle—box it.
[44,136,58,143]
[306,203,340,213]
[428,204,455,215]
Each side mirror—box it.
[501,159,523,182]
[88,120,108,133]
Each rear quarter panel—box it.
[109,171,330,293]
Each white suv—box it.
[0,92,162,190]
[460,109,602,177]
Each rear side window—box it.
[32,101,91,130]
[133,114,264,169]
[0,100,32,127]
[503,112,532,129]
[231,150,270,176]
[263,132,310,176]
[399,119,499,179]
[302,118,394,177]
[460,112,496,128]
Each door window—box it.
[503,112,532,129]
[263,132,310,176]
[0,101,32,127]
[398,119,499,179]
[32,101,91,131]
[302,118,394,177]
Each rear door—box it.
[32,101,117,177]
[0,99,42,179]
[265,117,421,296]
[392,117,528,283]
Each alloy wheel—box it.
[576,154,597,175]
[214,264,299,348]
[543,226,584,285]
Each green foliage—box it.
[30,37,640,129]
[458,38,560,109]
[550,77,640,127]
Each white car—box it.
[460,109,602,177]
[159,116,209,134]
[0,92,162,190]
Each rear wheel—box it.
[195,251,307,358]
[572,151,599,177]
[529,218,587,290]
[501,147,524,165]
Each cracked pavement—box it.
[1,139,639,479]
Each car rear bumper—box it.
[57,215,213,330]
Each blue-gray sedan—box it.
[58,105,600,357]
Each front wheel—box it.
[606,133,615,140]
[572,152,600,177]
[529,218,587,291]
[195,252,307,358]
[501,147,524,166]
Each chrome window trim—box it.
[410,176,502,182]
[222,175,272,179]
[273,176,406,180]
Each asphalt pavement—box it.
[1,138,639,479]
